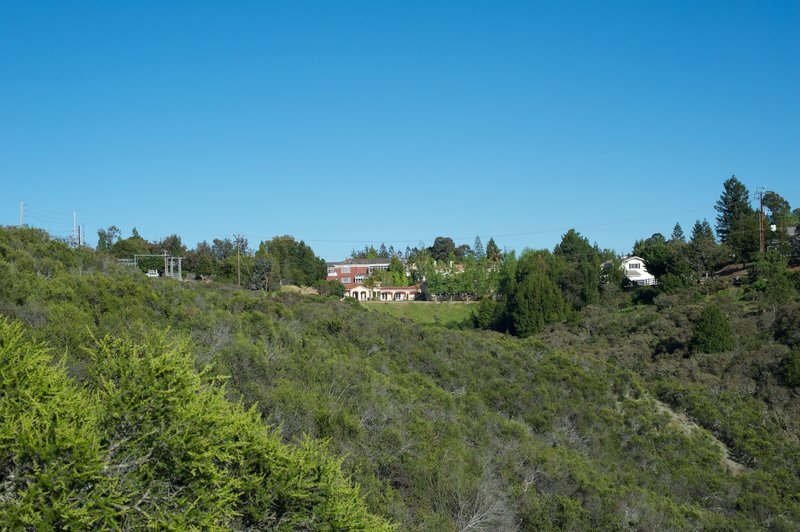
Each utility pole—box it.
[19,201,24,226]
[73,212,77,248]
[755,187,766,256]
[233,234,244,286]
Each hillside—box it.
[2,226,800,529]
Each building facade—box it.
[327,258,420,300]
[620,256,657,286]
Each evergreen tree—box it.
[689,219,721,278]
[486,238,501,264]
[555,229,591,260]
[257,236,327,286]
[690,304,734,353]
[715,176,750,242]
[474,235,485,259]
[670,222,685,243]
[554,230,601,308]
[508,267,567,337]
[715,175,759,263]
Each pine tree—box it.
[486,238,501,264]
[474,236,485,259]
[715,176,759,263]
[715,176,751,243]
[670,222,685,243]
[689,219,720,277]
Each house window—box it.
[341,266,351,273]
[629,263,640,269]
[355,275,365,283]
[341,277,351,284]
[327,267,335,275]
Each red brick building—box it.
[327,258,421,301]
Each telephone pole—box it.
[233,234,245,286]
[19,202,24,226]
[755,187,766,256]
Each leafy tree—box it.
[191,240,216,276]
[690,304,734,353]
[212,238,234,260]
[429,237,456,262]
[96,225,120,252]
[247,256,271,290]
[155,234,186,257]
[257,236,326,287]
[455,244,472,260]
[315,279,345,297]
[110,229,151,258]
[632,233,670,277]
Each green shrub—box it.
[0,318,119,529]
[315,279,345,297]
[775,302,800,348]
[784,351,800,388]
[472,298,500,329]
[0,318,392,530]
[690,304,734,353]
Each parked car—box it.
[145,270,159,278]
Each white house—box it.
[345,284,421,301]
[620,256,657,286]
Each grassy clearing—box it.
[363,301,476,327]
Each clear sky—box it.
[1,1,798,260]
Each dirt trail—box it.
[653,399,746,476]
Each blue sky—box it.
[1,1,798,260]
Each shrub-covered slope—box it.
[2,226,800,530]
[0,319,391,530]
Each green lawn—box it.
[363,301,476,327]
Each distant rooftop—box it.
[327,258,393,266]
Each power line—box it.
[244,207,711,247]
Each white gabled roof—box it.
[620,255,646,264]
